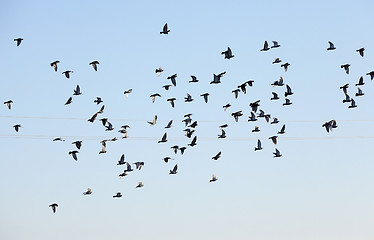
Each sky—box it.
[1,0,374,239]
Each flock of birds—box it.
[6,25,372,214]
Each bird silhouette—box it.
[278,124,286,134]
[167,98,176,108]
[69,150,78,161]
[356,48,365,57]
[248,112,257,122]
[62,71,73,79]
[165,120,173,128]
[99,141,107,154]
[284,85,293,97]
[212,152,221,160]
[255,139,262,151]
[327,41,336,50]
[355,88,364,97]
[232,89,240,99]
[271,41,280,48]
[150,93,161,103]
[269,136,278,145]
[189,75,199,83]
[158,133,167,143]
[133,162,144,170]
[271,92,279,100]
[210,72,226,84]
[147,115,158,125]
[136,182,144,188]
[13,124,21,132]
[218,129,226,138]
[355,76,364,86]
[49,203,58,213]
[366,71,374,80]
[88,112,98,123]
[223,104,231,111]
[260,41,270,51]
[89,61,99,71]
[94,97,103,105]
[184,93,194,102]
[50,61,60,72]
[209,174,218,182]
[200,93,210,103]
[113,192,122,198]
[252,126,260,132]
[124,89,133,98]
[281,63,290,72]
[169,164,178,174]
[14,38,23,46]
[73,85,82,95]
[155,67,164,77]
[83,188,92,195]
[231,111,243,122]
[117,154,125,165]
[4,100,13,109]
[249,100,260,112]
[160,23,170,34]
[272,58,282,64]
[283,98,292,106]
[64,97,72,105]
[188,136,197,147]
[167,74,177,86]
[53,138,65,142]
[171,145,179,154]
[163,84,172,90]
[341,64,350,74]
[221,47,234,59]
[348,99,357,108]
[273,149,282,157]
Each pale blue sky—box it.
[1,0,374,239]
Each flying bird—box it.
[72,141,82,150]
[69,150,78,161]
[249,100,260,112]
[163,157,173,163]
[83,188,92,195]
[124,89,133,98]
[189,75,199,83]
[218,129,226,138]
[327,41,336,51]
[210,72,226,84]
[162,84,172,90]
[113,192,122,198]
[73,85,82,95]
[155,67,164,77]
[283,98,292,106]
[356,48,365,57]
[167,98,176,108]
[272,76,284,87]
[133,162,144,170]
[167,74,177,86]
[184,93,194,102]
[355,88,364,97]
[94,97,103,105]
[271,117,279,124]
[158,133,167,143]
[14,38,23,46]
[341,64,350,74]
[88,112,98,123]
[355,76,364,86]
[50,61,60,72]
[232,89,240,99]
[231,111,243,122]
[200,93,210,103]
[147,115,158,125]
[160,23,170,34]
[171,145,179,154]
[272,58,282,64]
[62,71,73,79]
[248,112,257,122]
[252,126,260,132]
[271,41,280,48]
[124,162,133,173]
[281,63,290,72]
[165,120,173,128]
[89,61,99,71]
[13,124,21,132]
[99,141,107,154]
[366,71,374,80]
[348,99,357,108]
[210,174,218,182]
[117,154,125,165]
[136,182,144,188]
[212,152,221,160]
[49,203,58,213]
[269,136,278,145]
[271,92,279,100]
[260,41,270,51]
[4,100,13,109]
[273,149,282,158]
[278,124,286,134]
[150,93,161,103]
[188,136,197,147]
[255,139,262,151]
[284,85,293,97]
[223,104,231,111]
[340,84,349,95]
[179,147,186,155]
[64,97,72,105]
[221,47,234,59]
[169,164,178,174]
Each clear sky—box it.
[1,0,374,239]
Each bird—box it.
[71,141,82,150]
[273,149,282,158]
[50,61,60,72]
[210,72,226,84]
[248,112,257,122]
[200,93,210,103]
[14,38,23,46]
[219,124,228,129]
[150,93,161,103]
[169,164,178,174]
[188,136,197,147]
[356,48,365,57]
[212,152,221,160]
[89,61,99,71]
[133,162,144,170]
[167,98,176,108]
[249,100,260,112]
[160,23,170,34]
[124,162,133,173]
[83,188,92,195]
[238,82,249,94]
[260,41,270,51]
[271,118,279,124]
[255,139,262,151]
[136,182,144,188]
[184,128,195,138]
[327,41,336,50]
[188,121,198,128]
[167,74,177,86]
[117,154,126,165]
[105,122,114,131]
[264,114,271,123]
[218,129,226,138]
[366,71,374,80]
[257,110,265,118]
[124,89,133,98]
[94,97,103,105]
[283,98,292,106]
[271,92,279,100]
[356,88,364,97]
[99,141,107,154]
[73,85,82,95]
[163,157,173,163]
[179,147,187,155]
[182,118,192,127]
[252,126,260,132]
[171,145,179,154]
[99,118,108,127]
[155,67,164,77]
[269,136,278,145]
[272,76,284,87]
[69,150,78,161]
[62,71,73,79]
[271,41,280,48]
[281,63,290,72]
[4,100,13,109]
[64,97,72,105]
[221,47,234,59]
[322,120,337,133]
[285,85,293,97]
[162,84,172,90]
[231,111,243,122]
[49,203,58,213]
[223,104,231,111]
[348,99,357,108]
[272,58,282,64]
[113,192,122,198]
[232,89,240,99]
[341,64,350,74]
[119,171,127,178]
[355,76,365,86]
[184,93,194,102]
[147,115,158,125]
[210,174,218,182]
[165,120,173,128]
[88,112,98,123]
[53,138,65,142]
[189,75,199,83]
[13,124,21,132]
[342,93,352,103]
[340,83,349,95]
[158,133,167,143]
[278,124,286,134]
